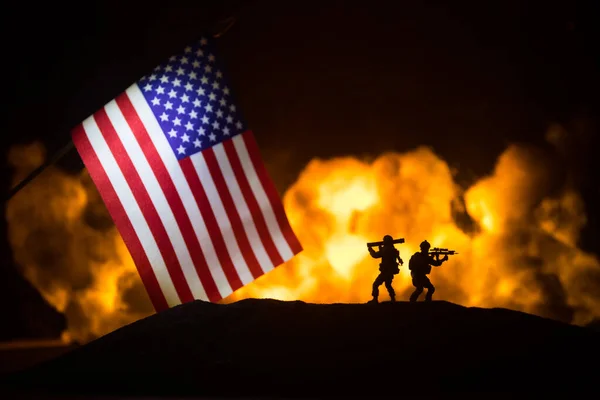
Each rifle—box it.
[429,247,458,256]
[366,238,405,247]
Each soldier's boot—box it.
[370,284,380,304]
[410,288,423,303]
[425,286,435,302]
[385,283,395,303]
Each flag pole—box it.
[4,140,75,202]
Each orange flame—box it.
[5,136,600,343]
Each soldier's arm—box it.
[396,250,403,265]
[368,246,382,258]
[430,254,448,267]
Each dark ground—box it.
[0,341,78,375]
[1,299,599,398]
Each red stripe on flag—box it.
[222,136,284,267]
[203,147,265,279]
[72,124,170,312]
[179,157,243,293]
[116,94,223,302]
[242,131,303,255]
[93,109,195,304]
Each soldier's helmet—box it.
[383,235,393,244]
[420,240,431,251]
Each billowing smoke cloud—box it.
[5,126,600,343]
[5,143,154,343]
[228,131,600,326]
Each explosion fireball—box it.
[5,129,600,343]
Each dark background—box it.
[0,0,598,341]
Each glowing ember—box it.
[5,133,600,343]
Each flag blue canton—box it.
[137,37,247,160]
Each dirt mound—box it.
[4,299,599,396]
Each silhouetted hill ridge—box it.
[5,299,600,396]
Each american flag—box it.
[71,36,303,311]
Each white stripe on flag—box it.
[81,116,181,307]
[125,84,232,298]
[212,144,274,272]
[189,151,255,285]
[104,100,208,301]
[232,135,295,261]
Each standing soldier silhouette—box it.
[408,240,448,302]
[367,235,403,303]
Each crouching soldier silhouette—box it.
[367,235,403,303]
[408,240,448,302]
